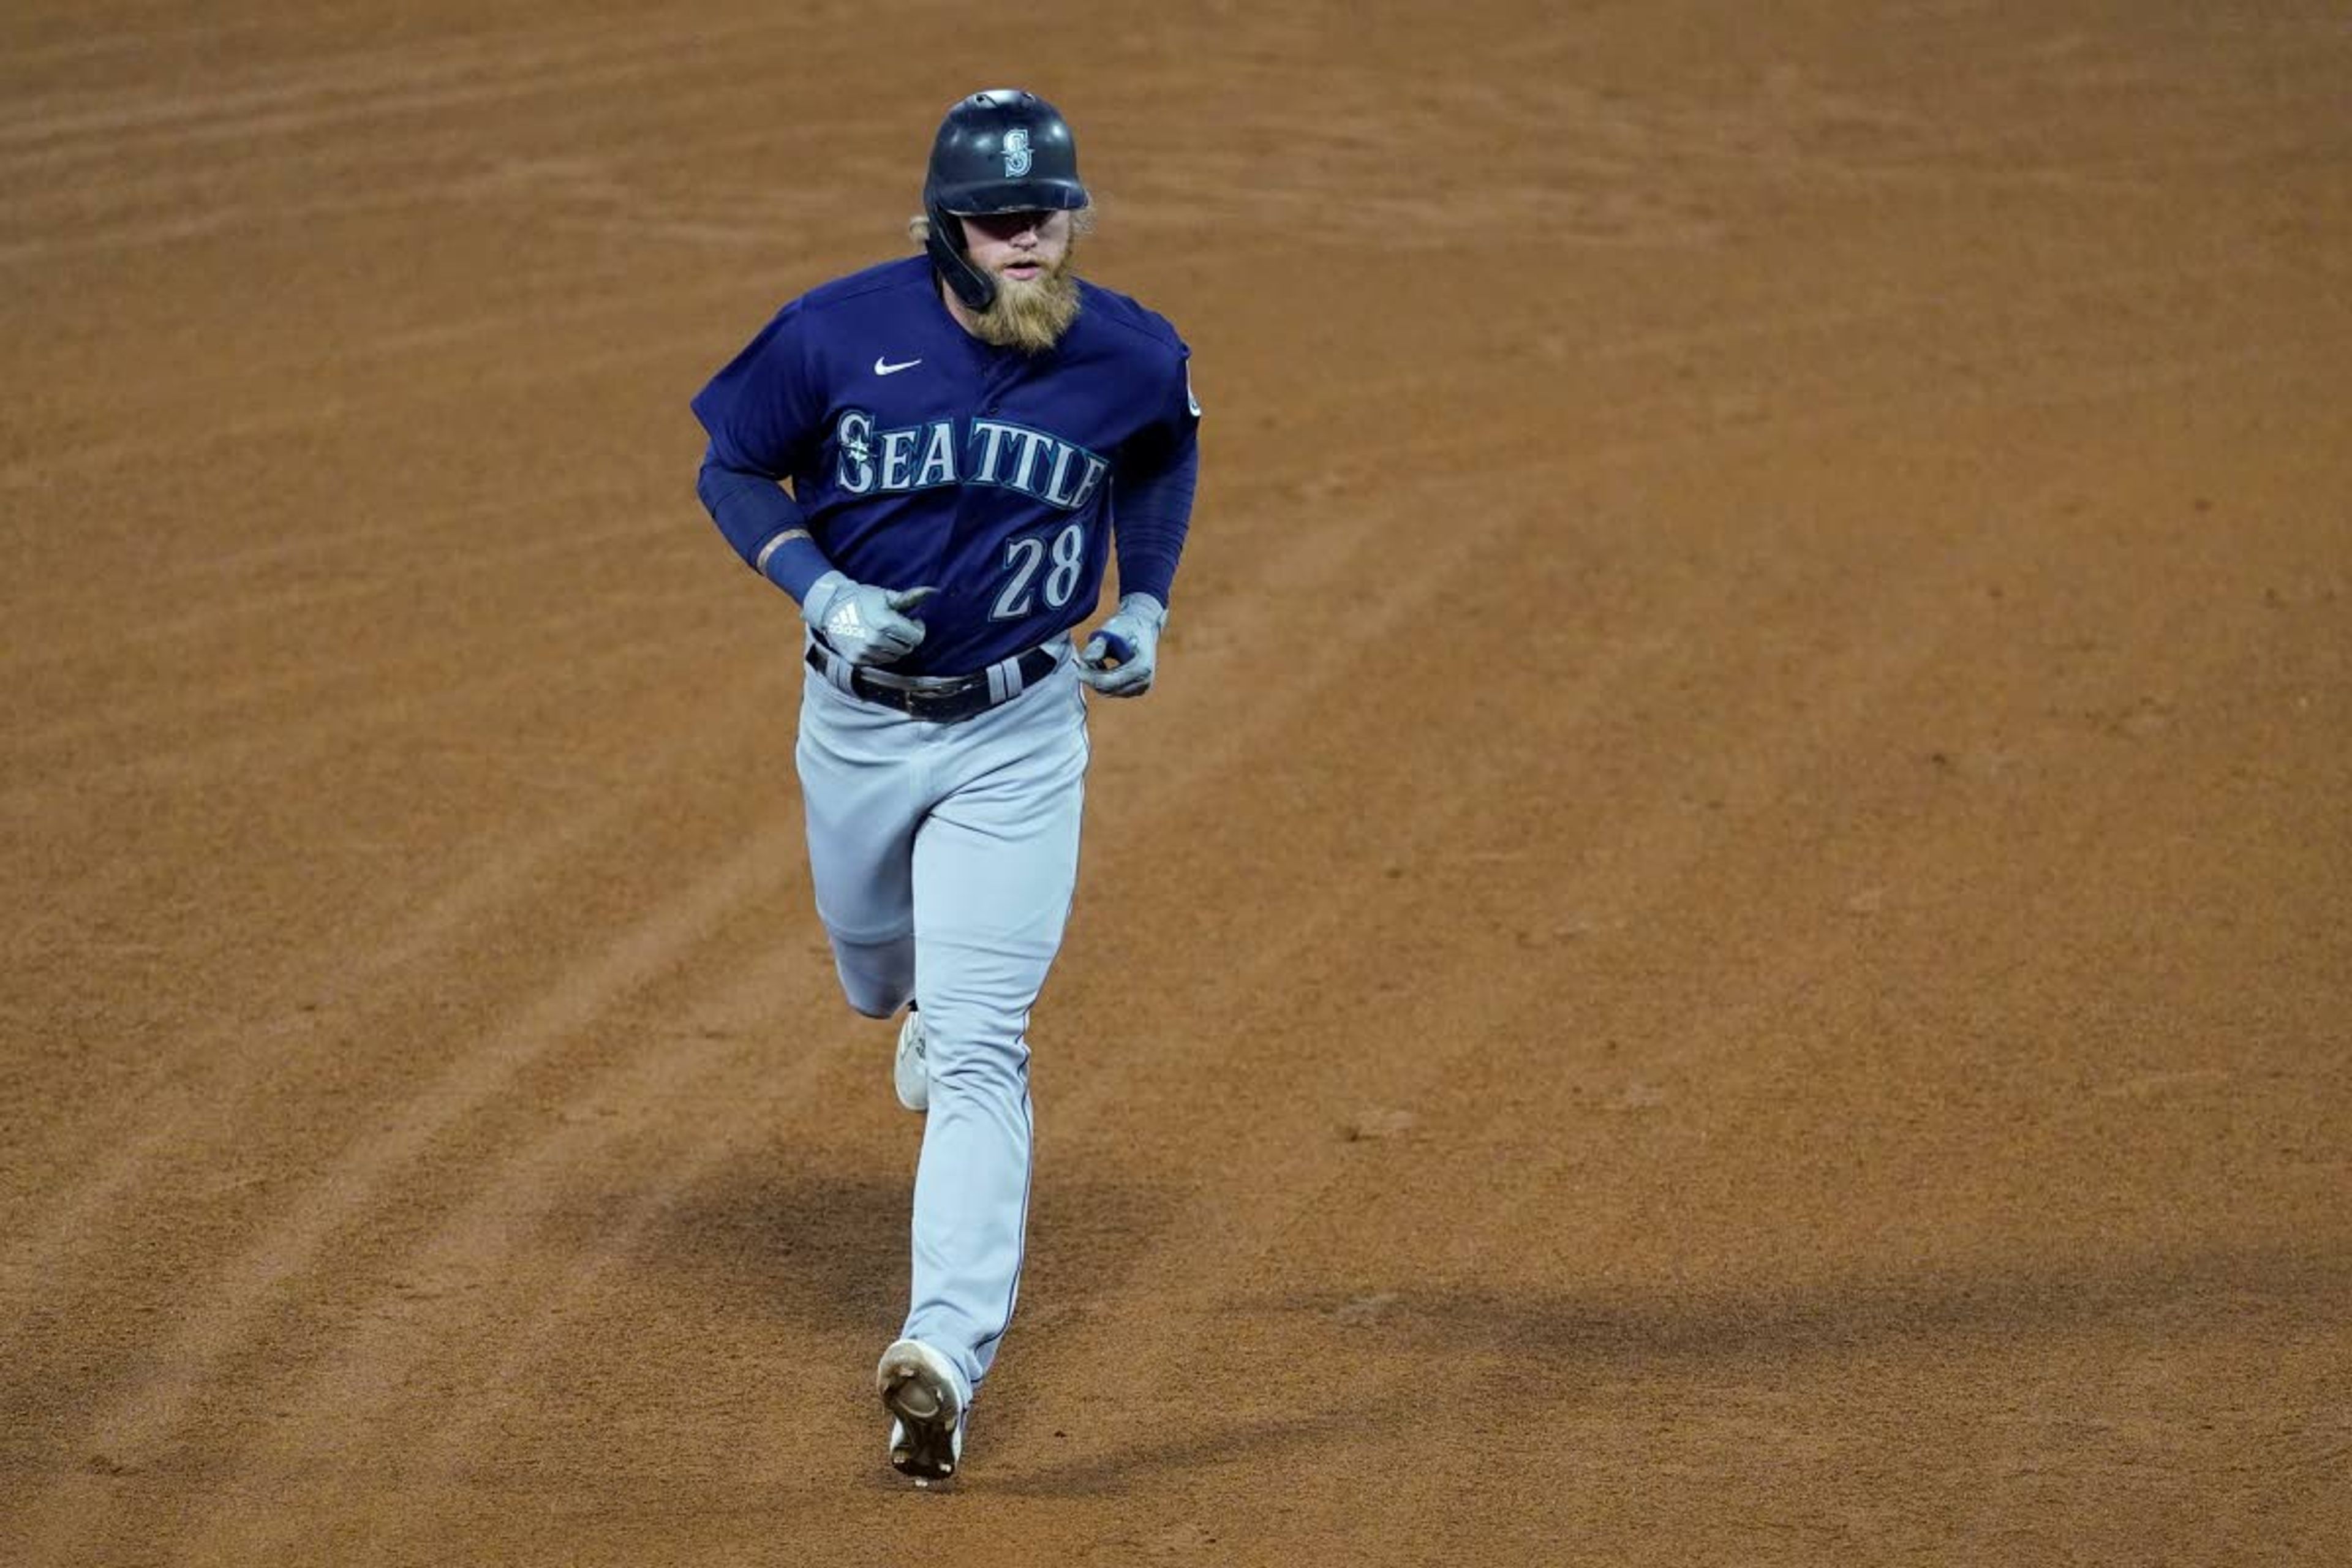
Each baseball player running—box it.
[688,89,1200,1483]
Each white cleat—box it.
[894,1008,930,1114]
[877,1338,967,1482]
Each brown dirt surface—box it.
[6,3,2349,1564]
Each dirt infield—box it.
[4,3,2348,1563]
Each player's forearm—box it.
[695,445,835,603]
[1110,439,1197,606]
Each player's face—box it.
[952,207,1082,353]
[960,209,1074,285]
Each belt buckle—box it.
[901,684,952,717]
[900,677,979,721]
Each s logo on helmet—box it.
[1001,129,1033,177]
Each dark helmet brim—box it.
[930,178,1090,216]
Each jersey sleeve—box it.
[690,299,824,479]
[1109,340,1202,606]
[1114,337,1201,473]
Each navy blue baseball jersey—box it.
[692,256,1199,677]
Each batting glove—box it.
[1076,592,1167,697]
[802,571,937,667]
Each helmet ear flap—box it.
[924,199,996,312]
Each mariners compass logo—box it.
[1001,128,1033,177]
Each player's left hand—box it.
[1076,593,1167,698]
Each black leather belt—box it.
[805,641,1060,723]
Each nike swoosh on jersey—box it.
[874,355,922,376]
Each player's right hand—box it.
[802,572,938,666]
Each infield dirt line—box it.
[24,821,802,1513]
[0,671,788,1341]
[165,940,851,1559]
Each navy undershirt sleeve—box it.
[695,446,835,603]
[1110,434,1197,606]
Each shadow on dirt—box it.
[649,1160,908,1333]
[1330,1241,2352,1366]
[642,1150,1177,1344]
[996,1240,2349,1496]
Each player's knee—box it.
[830,935,914,1018]
[912,997,1031,1081]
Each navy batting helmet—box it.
[922,89,1088,311]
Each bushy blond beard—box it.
[970,262,1081,353]
[909,214,1086,353]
